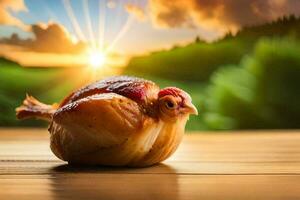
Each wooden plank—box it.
[1,161,300,175]
[1,129,300,175]
[1,128,300,199]
[0,174,299,200]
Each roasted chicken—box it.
[16,76,197,167]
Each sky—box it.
[0,0,300,67]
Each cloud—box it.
[0,23,87,54]
[149,0,300,33]
[29,23,86,53]
[125,4,146,21]
[0,0,28,30]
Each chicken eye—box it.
[166,101,175,109]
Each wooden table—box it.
[0,128,299,200]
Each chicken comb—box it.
[158,87,191,101]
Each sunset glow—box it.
[89,50,106,69]
[0,0,299,69]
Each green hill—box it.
[124,16,300,81]
[0,59,84,126]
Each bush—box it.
[205,38,300,129]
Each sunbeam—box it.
[106,0,136,53]
[62,0,87,42]
[106,15,134,53]
[82,0,96,48]
[98,0,106,51]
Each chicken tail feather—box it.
[16,94,58,122]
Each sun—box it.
[89,51,106,69]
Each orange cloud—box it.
[29,23,86,53]
[149,0,300,33]
[125,4,146,21]
[0,0,28,30]
[1,23,87,54]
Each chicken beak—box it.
[184,101,198,115]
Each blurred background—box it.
[0,0,299,130]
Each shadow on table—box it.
[49,163,180,200]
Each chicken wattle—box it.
[16,76,198,167]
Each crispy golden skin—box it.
[49,93,186,166]
[16,76,197,167]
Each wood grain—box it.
[0,128,300,200]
